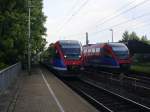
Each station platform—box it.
[7,66,98,112]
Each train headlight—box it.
[79,55,81,58]
[64,55,67,58]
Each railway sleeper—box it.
[106,102,127,109]
[134,86,150,97]
[119,108,140,112]
[98,99,117,104]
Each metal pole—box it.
[110,29,113,42]
[28,2,31,75]
[86,32,89,45]
[112,29,113,42]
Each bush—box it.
[0,62,8,70]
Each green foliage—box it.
[120,31,130,42]
[141,35,150,44]
[0,0,47,66]
[120,31,149,44]
[40,43,60,63]
[129,32,140,41]
[131,63,150,74]
[0,62,8,70]
[41,43,55,59]
[120,31,150,63]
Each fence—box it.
[0,62,21,91]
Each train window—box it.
[92,48,95,53]
[96,48,100,52]
[60,41,82,60]
[61,44,80,49]
[88,49,91,55]
[90,49,92,53]
[111,45,129,59]
[112,46,128,51]
[109,43,128,52]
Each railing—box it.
[0,62,21,91]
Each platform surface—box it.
[10,66,98,112]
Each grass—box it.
[131,62,150,74]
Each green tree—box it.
[119,31,129,42]
[129,32,140,41]
[119,31,141,42]
[141,35,150,44]
[0,0,47,68]
[29,0,47,54]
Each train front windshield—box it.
[110,43,129,59]
[60,42,81,60]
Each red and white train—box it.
[46,40,83,76]
[82,42,131,71]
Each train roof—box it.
[107,42,126,46]
[57,40,80,44]
[83,42,126,49]
[83,43,105,47]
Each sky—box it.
[43,0,150,45]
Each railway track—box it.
[62,78,150,112]
[105,70,150,83]
[43,65,150,112]
[129,70,150,78]
[125,72,150,85]
[84,70,150,98]
[87,69,150,90]
[110,71,150,89]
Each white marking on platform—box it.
[40,69,65,112]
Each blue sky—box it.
[43,0,150,45]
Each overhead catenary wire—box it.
[94,17,150,38]
[63,0,150,36]
[115,18,150,33]
[58,0,136,37]
[96,0,150,27]
[82,20,150,42]
[77,0,137,37]
[55,0,81,32]
[59,0,136,37]
[90,12,150,35]
[95,0,136,26]
[57,0,89,35]
[65,11,150,38]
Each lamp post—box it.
[110,29,114,42]
[28,1,31,75]
[86,32,89,45]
